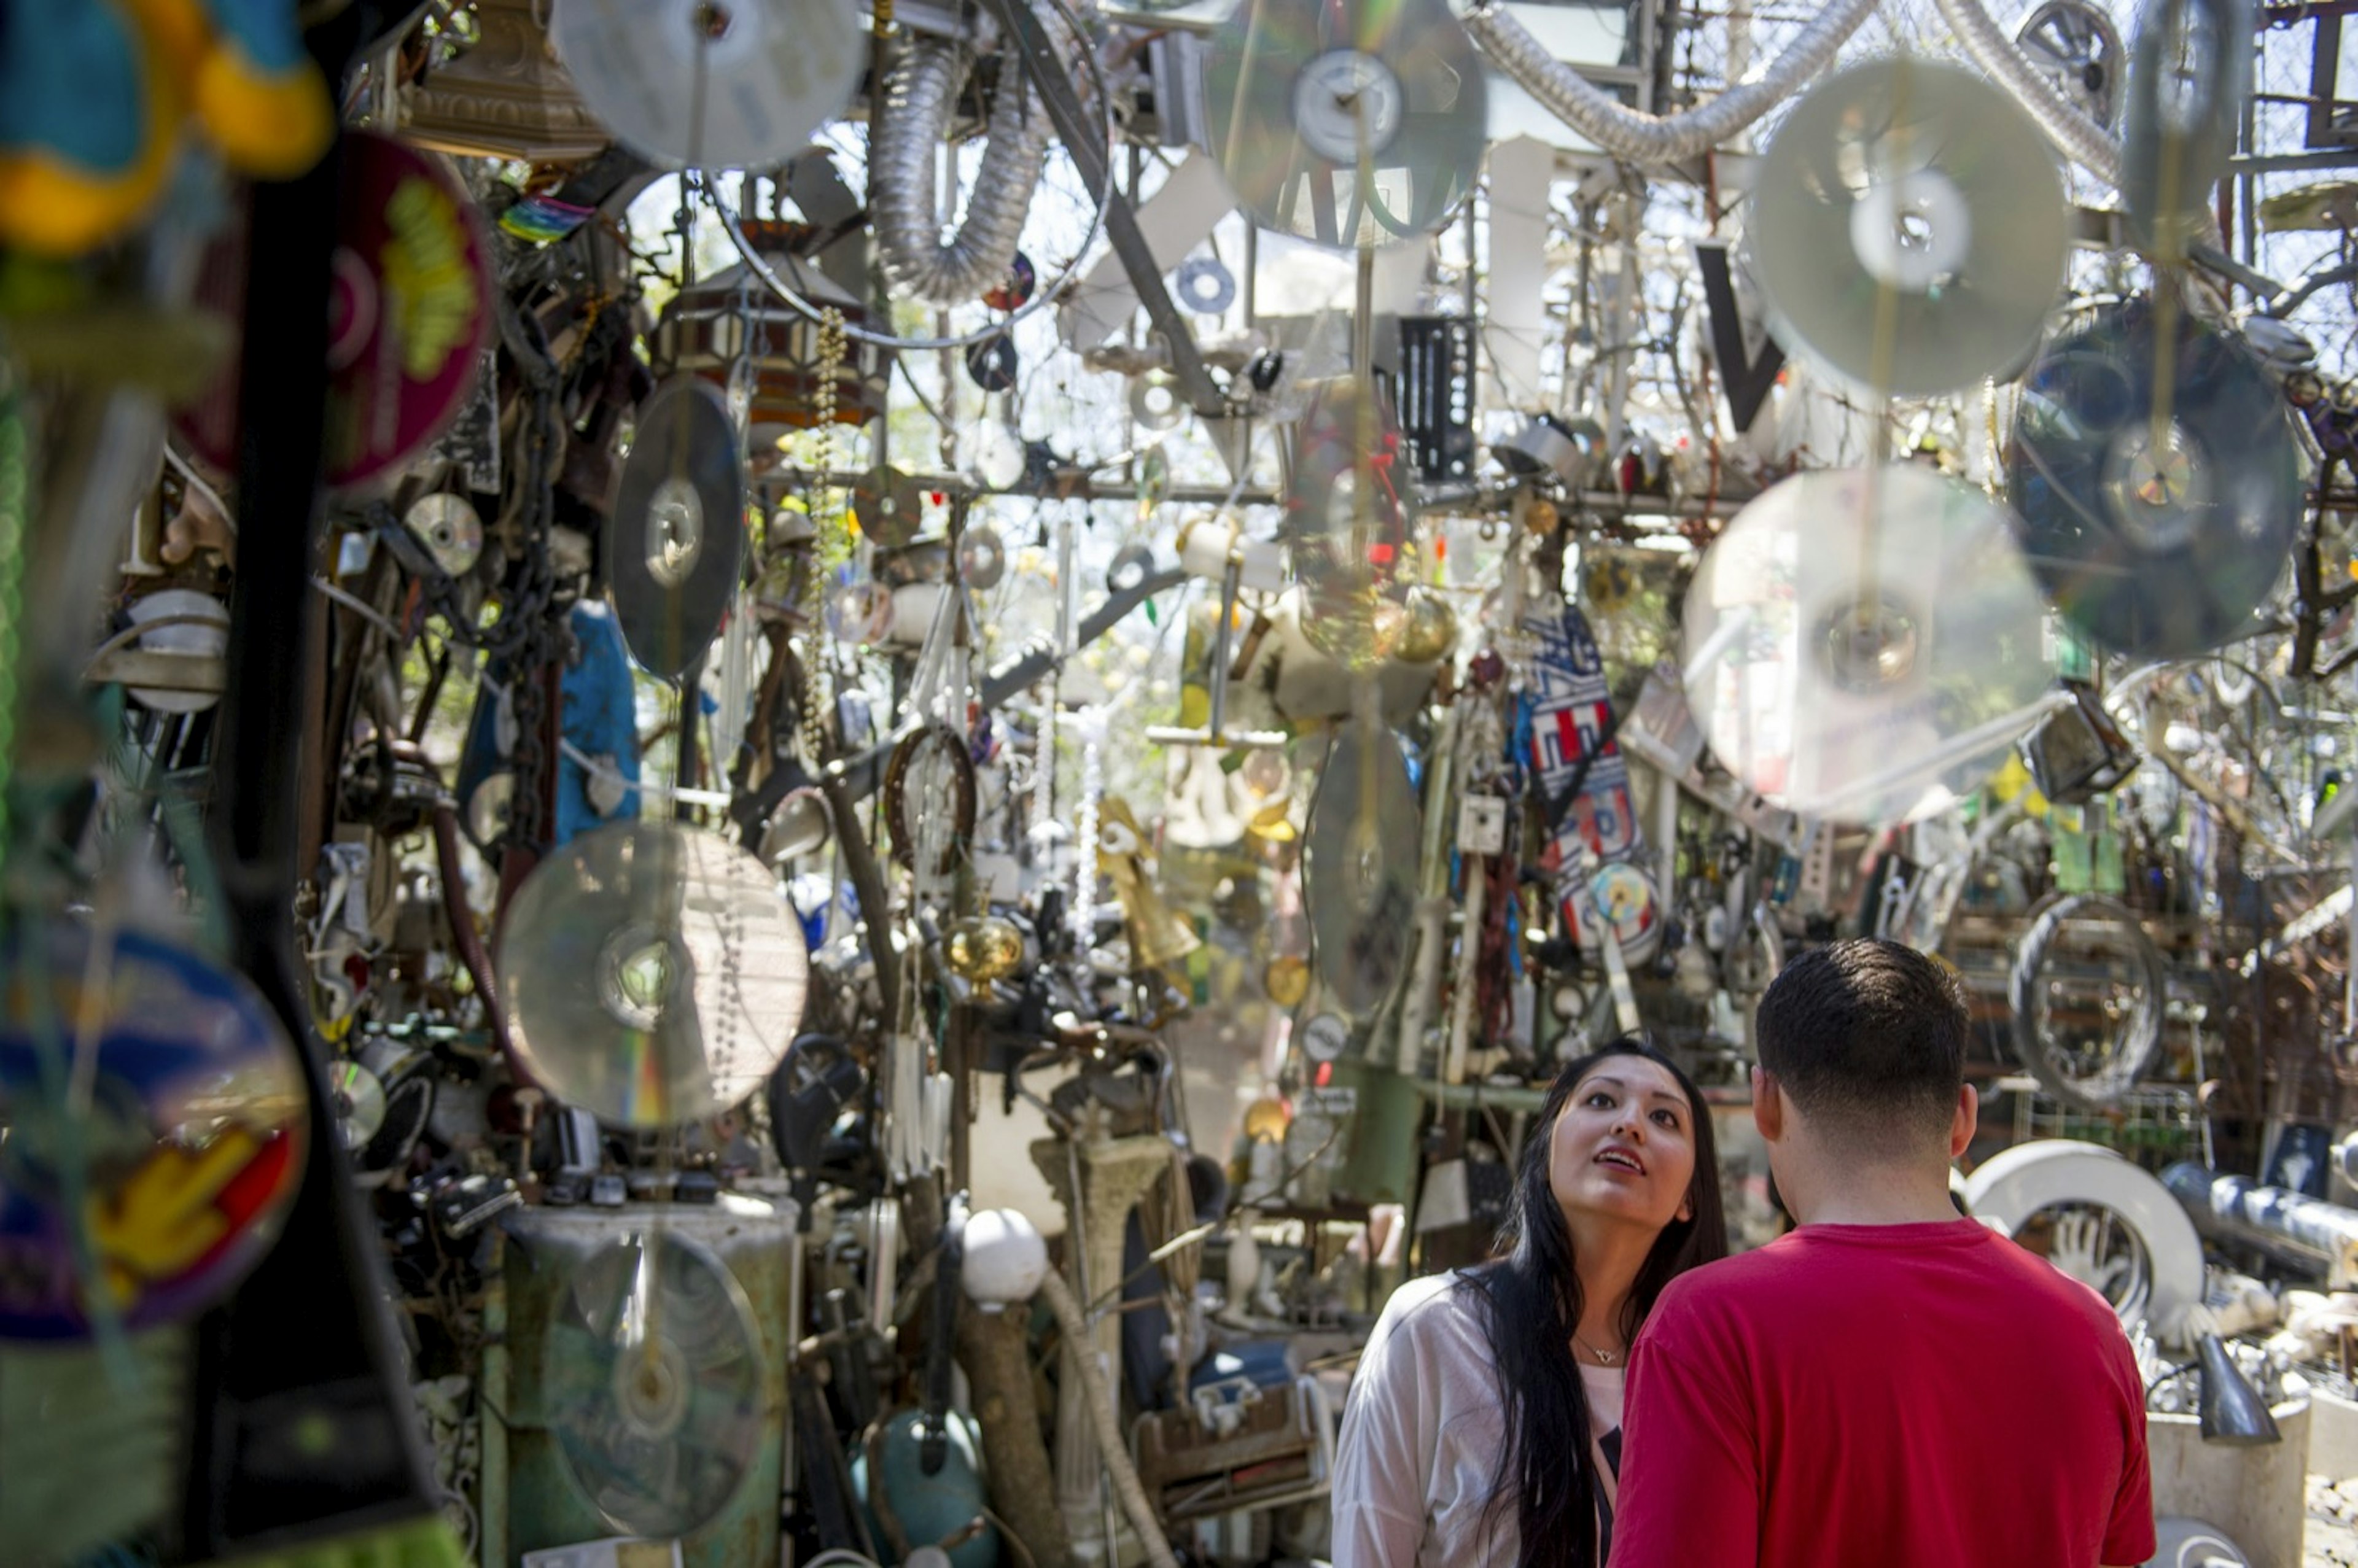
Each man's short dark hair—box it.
[1755,939,1968,1154]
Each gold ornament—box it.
[944,915,1026,982]
[1243,1093,1290,1143]
[1264,954,1311,1007]
[1393,589,1460,665]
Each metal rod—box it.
[974,0,1226,414]
[2165,1163,2358,1284]
[1208,554,1241,742]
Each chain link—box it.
[0,359,25,872]
[501,380,567,852]
[797,308,848,773]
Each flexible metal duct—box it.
[2163,1162,2358,1285]
[871,24,1058,305]
[1463,0,1876,165]
[1932,0,2123,185]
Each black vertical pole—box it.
[183,6,442,1554]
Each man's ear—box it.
[1751,1065,1784,1143]
[1947,1082,1979,1160]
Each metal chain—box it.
[500,382,566,852]
[798,308,847,772]
[0,358,25,873]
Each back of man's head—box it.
[1755,939,1968,1163]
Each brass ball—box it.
[1264,953,1311,1007]
[944,915,1026,983]
[1393,589,1460,665]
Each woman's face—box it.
[1548,1055,1699,1234]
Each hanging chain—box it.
[0,359,26,875]
[798,308,848,773]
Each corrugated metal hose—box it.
[1463,0,1878,165]
[871,13,1067,305]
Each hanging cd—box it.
[0,923,308,1340]
[1304,722,1420,1017]
[850,466,927,549]
[500,821,809,1128]
[983,252,1038,312]
[1286,378,1414,670]
[1202,0,1485,249]
[329,1060,387,1150]
[2007,300,2300,656]
[1586,861,1662,966]
[1129,373,1187,433]
[1749,59,2068,398]
[545,1229,766,1539]
[2014,0,2125,126]
[612,378,745,681]
[1108,543,1159,595]
[404,492,483,576]
[957,524,1006,590]
[552,0,862,171]
[1175,256,1237,314]
[1683,465,2055,826]
[965,337,1019,394]
[2122,0,2254,256]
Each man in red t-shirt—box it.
[1607,939,2154,1568]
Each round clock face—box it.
[1301,1012,1350,1063]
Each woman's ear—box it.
[1676,1197,1694,1222]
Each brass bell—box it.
[1098,798,1202,973]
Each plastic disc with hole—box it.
[1683,465,2053,825]
[499,821,808,1128]
[1749,58,2068,397]
[965,337,1018,394]
[1129,373,1187,433]
[545,1229,766,1538]
[1175,256,1237,314]
[1304,722,1420,1017]
[1202,0,1484,249]
[2007,300,2300,658]
[553,0,862,171]
[611,378,745,680]
[403,493,484,576]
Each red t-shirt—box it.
[1606,1218,2155,1568]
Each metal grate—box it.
[1997,1074,2203,1170]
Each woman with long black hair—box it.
[1331,1039,1728,1568]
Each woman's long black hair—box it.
[1469,1038,1728,1568]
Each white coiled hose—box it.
[1931,0,2122,185]
[870,23,1058,305]
[1463,0,1878,165]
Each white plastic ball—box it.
[961,1208,1050,1310]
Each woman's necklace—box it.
[1572,1331,1624,1366]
